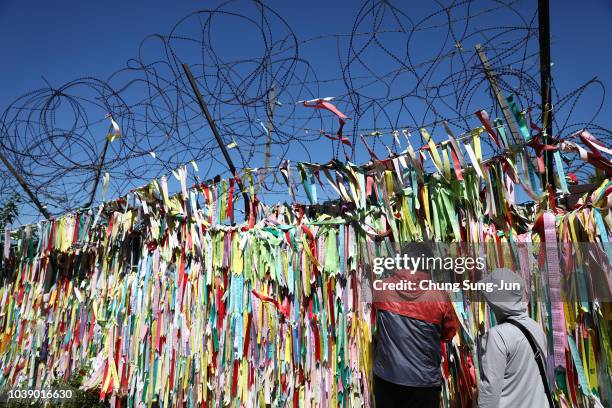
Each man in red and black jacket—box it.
[372,243,459,408]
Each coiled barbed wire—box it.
[0,0,609,222]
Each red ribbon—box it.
[302,99,350,137]
[226,178,234,223]
[475,110,501,148]
[526,135,558,173]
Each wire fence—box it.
[0,0,609,222]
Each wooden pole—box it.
[538,0,555,190]
[84,134,110,209]
[182,63,250,220]
[257,83,276,194]
[265,83,275,172]
[0,151,51,219]
[475,44,522,146]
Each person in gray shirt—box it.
[373,242,458,408]
[478,268,551,408]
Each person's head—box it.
[401,241,441,276]
[479,268,527,322]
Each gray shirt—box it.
[374,310,444,387]
[477,268,550,408]
[478,314,549,408]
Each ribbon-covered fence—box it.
[1,105,611,407]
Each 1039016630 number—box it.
[1,388,75,403]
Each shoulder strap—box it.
[505,319,556,408]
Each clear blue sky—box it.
[1,1,610,111]
[1,0,611,220]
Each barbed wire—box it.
[0,0,609,223]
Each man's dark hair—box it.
[401,241,444,277]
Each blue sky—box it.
[1,1,610,111]
[1,0,611,220]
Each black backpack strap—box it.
[505,319,556,408]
